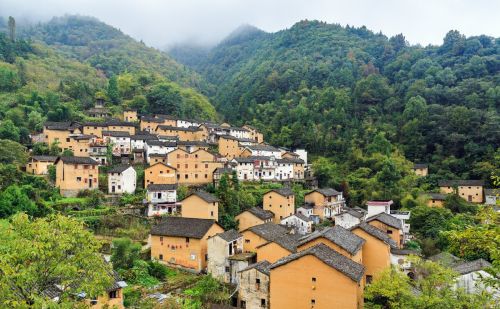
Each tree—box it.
[107,75,119,104]
[111,238,141,271]
[146,82,182,115]
[0,213,113,306]
[0,120,20,142]
[7,16,15,41]
[0,140,28,165]
[0,185,37,218]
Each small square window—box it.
[312,277,316,282]
[311,299,315,305]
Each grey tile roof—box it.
[72,134,96,140]
[349,222,397,249]
[131,134,158,140]
[108,165,133,174]
[246,144,280,152]
[277,158,304,164]
[293,213,312,222]
[336,208,364,219]
[310,188,342,197]
[267,187,294,197]
[240,260,272,276]
[151,217,218,239]
[428,252,462,267]
[438,180,485,187]
[177,140,209,146]
[245,207,274,221]
[55,156,98,165]
[452,259,492,275]
[44,121,81,131]
[102,130,130,137]
[484,189,500,196]
[214,167,234,174]
[156,125,200,132]
[234,156,272,163]
[366,212,402,230]
[270,243,365,282]
[186,191,219,203]
[146,140,177,147]
[147,183,178,191]
[390,248,420,255]
[246,223,289,242]
[31,155,58,162]
[216,229,242,242]
[423,193,448,200]
[265,233,302,252]
[413,163,428,169]
[298,226,365,255]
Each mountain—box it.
[170,20,499,185]
[21,15,213,95]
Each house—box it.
[146,184,179,217]
[149,154,168,165]
[82,120,136,138]
[242,125,264,143]
[484,189,499,206]
[390,210,411,243]
[26,155,57,175]
[240,144,281,158]
[176,118,200,129]
[89,140,108,165]
[366,200,394,218]
[296,226,365,263]
[155,125,205,142]
[304,188,345,219]
[237,261,271,309]
[241,223,289,253]
[296,204,320,224]
[235,207,274,231]
[280,214,312,235]
[86,99,111,118]
[228,126,250,140]
[140,115,175,133]
[438,180,485,203]
[366,212,404,248]
[424,192,447,207]
[334,208,366,229]
[144,162,177,187]
[213,167,234,185]
[167,149,223,185]
[269,243,365,309]
[217,135,248,160]
[130,133,158,151]
[207,230,245,284]
[150,217,224,273]
[43,121,82,151]
[107,165,136,194]
[180,191,219,221]
[350,222,397,283]
[44,270,127,309]
[68,134,95,157]
[55,156,99,197]
[102,131,131,156]
[263,188,295,223]
[452,259,498,296]
[390,248,420,275]
[177,140,210,153]
[233,156,277,181]
[144,140,176,163]
[123,110,138,122]
[412,163,428,176]
[275,159,294,180]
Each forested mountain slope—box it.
[170,20,500,189]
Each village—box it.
[20,99,499,308]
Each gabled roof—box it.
[390,248,420,256]
[234,156,272,163]
[366,212,403,230]
[44,121,81,131]
[177,140,209,147]
[366,200,393,207]
[349,222,398,249]
[245,223,288,242]
[413,163,428,169]
[270,243,365,283]
[335,208,364,219]
[72,134,96,140]
[31,155,58,162]
[438,180,485,187]
[257,233,301,252]
[147,183,177,191]
[146,140,177,147]
[156,125,200,132]
[146,162,177,170]
[102,131,130,137]
[131,134,158,140]
[266,187,294,197]
[240,260,271,275]
[55,156,98,165]
[107,165,134,174]
[151,217,219,239]
[215,229,242,242]
[184,191,219,203]
[292,213,312,222]
[298,226,365,256]
[245,144,280,152]
[452,259,492,275]
[423,192,448,200]
[214,167,234,174]
[243,207,274,221]
[277,158,304,164]
[306,188,341,197]
[484,188,499,196]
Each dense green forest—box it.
[170,20,500,192]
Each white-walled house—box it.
[242,145,282,158]
[296,204,320,224]
[177,118,200,128]
[131,134,158,151]
[275,159,294,180]
[146,184,179,217]
[452,259,498,297]
[280,214,312,235]
[366,200,394,218]
[228,127,250,139]
[334,208,365,229]
[233,156,277,181]
[145,140,177,163]
[103,131,132,156]
[484,189,499,206]
[108,165,136,194]
[207,230,245,284]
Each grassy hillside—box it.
[170,20,500,187]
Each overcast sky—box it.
[1,0,499,48]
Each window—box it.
[159,254,163,260]
[108,290,118,299]
[245,239,250,243]
[311,299,315,305]
[205,164,208,168]
[256,278,260,284]
[240,300,246,308]
[185,164,188,168]
[366,275,373,284]
[160,236,163,241]
[225,266,230,273]
[312,277,316,283]
[185,237,190,243]
[76,177,82,182]
[185,174,188,179]
[387,230,393,234]
[211,211,214,217]
[261,299,266,307]
[195,174,198,179]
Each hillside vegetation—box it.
[170,20,500,192]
